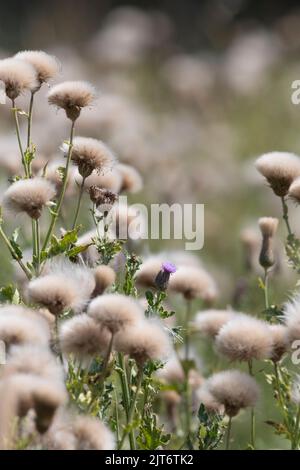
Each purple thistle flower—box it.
[155,261,177,291]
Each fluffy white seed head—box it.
[258,217,279,238]
[168,266,218,303]
[48,81,96,121]
[82,167,123,193]
[0,58,38,99]
[193,310,236,338]
[88,294,144,334]
[283,293,300,344]
[63,136,115,178]
[93,265,116,296]
[156,354,185,383]
[215,315,273,362]
[59,314,110,360]
[114,320,171,365]
[136,256,164,289]
[255,151,300,196]
[269,324,289,362]
[288,176,300,204]
[14,50,60,87]
[206,369,260,417]
[27,261,95,315]
[3,344,63,383]
[196,385,224,414]
[116,163,143,193]
[45,412,115,450]
[3,177,56,219]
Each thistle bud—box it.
[154,262,177,291]
[258,217,278,270]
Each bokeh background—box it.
[1,0,300,449]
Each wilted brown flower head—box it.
[88,186,118,210]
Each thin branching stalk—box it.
[263,268,269,309]
[281,196,292,236]
[225,416,232,450]
[119,365,143,450]
[72,176,86,229]
[292,405,300,450]
[183,299,192,442]
[117,353,135,450]
[0,224,32,279]
[11,100,28,178]
[42,121,75,251]
[27,91,35,153]
[248,359,256,449]
[98,332,114,394]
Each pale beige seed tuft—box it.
[3,177,56,219]
[168,266,218,303]
[288,176,300,204]
[269,324,289,362]
[59,314,110,360]
[258,217,279,238]
[206,369,260,417]
[193,310,236,338]
[215,315,273,362]
[0,58,38,99]
[88,293,144,334]
[116,163,143,193]
[14,50,60,86]
[48,81,96,121]
[255,151,300,196]
[93,265,116,296]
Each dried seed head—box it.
[93,265,116,296]
[255,151,300,196]
[269,324,289,362]
[114,320,171,365]
[48,81,95,121]
[136,256,165,289]
[0,306,50,349]
[88,293,144,334]
[3,344,63,382]
[0,58,38,100]
[196,386,224,414]
[168,266,218,303]
[283,293,300,344]
[215,315,273,362]
[240,228,260,272]
[206,370,260,417]
[45,412,115,450]
[258,217,279,238]
[288,177,300,204]
[27,262,95,315]
[156,355,185,384]
[14,50,60,88]
[82,168,123,193]
[3,177,56,219]
[88,186,118,210]
[59,314,110,360]
[193,309,236,338]
[63,137,115,178]
[116,163,143,193]
[44,161,77,197]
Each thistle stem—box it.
[72,177,86,230]
[225,416,232,450]
[27,92,34,151]
[98,332,114,394]
[11,100,28,178]
[117,353,135,450]
[292,405,300,450]
[281,196,292,236]
[248,360,256,449]
[119,365,143,450]
[42,121,75,251]
[264,268,269,310]
[0,224,32,279]
[183,299,192,443]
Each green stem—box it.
[27,92,34,151]
[98,332,114,394]
[0,224,32,279]
[292,405,300,450]
[72,177,86,230]
[248,360,256,449]
[264,269,269,310]
[42,121,75,251]
[117,353,135,450]
[119,366,143,450]
[225,416,232,450]
[281,196,292,236]
[11,100,28,178]
[184,299,192,442]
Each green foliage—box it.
[0,284,20,304]
[137,413,170,449]
[123,253,142,296]
[197,404,225,450]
